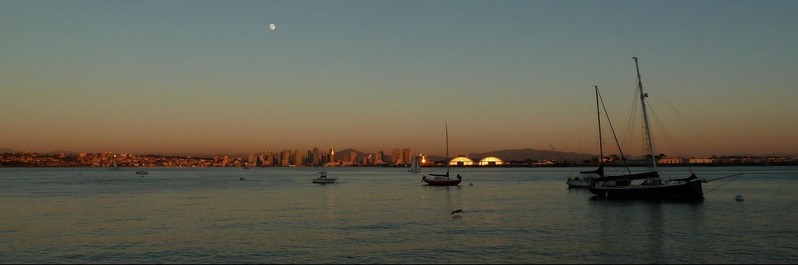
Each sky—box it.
[1,0,796,158]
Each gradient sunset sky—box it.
[1,0,796,158]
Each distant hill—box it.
[334,149,366,160]
[333,148,594,163]
[467,148,595,162]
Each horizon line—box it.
[1,147,793,159]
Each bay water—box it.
[1,166,796,263]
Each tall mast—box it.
[445,123,450,177]
[633,57,657,171]
[595,85,604,164]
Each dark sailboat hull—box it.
[423,178,462,186]
[588,179,704,200]
[423,173,462,186]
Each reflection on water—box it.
[0,167,796,263]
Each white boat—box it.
[567,166,604,188]
[567,85,606,188]
[312,171,337,184]
[408,156,422,173]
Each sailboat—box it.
[588,57,704,200]
[422,123,462,186]
[567,85,606,188]
[408,155,422,173]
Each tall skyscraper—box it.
[248,153,256,166]
[312,148,320,166]
[258,153,266,167]
[294,149,303,166]
[265,150,274,167]
[392,148,401,164]
[329,147,335,163]
[402,148,412,164]
[376,151,384,165]
[280,150,291,167]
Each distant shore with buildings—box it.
[1,149,795,168]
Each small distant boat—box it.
[422,123,462,186]
[408,156,422,173]
[567,85,606,188]
[136,170,149,175]
[313,171,337,184]
[567,165,604,188]
[735,194,744,201]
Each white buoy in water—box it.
[735,194,744,201]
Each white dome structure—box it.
[448,156,474,166]
[478,156,504,166]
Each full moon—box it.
[269,23,276,31]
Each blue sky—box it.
[1,0,796,157]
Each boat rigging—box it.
[588,57,706,200]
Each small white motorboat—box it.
[312,171,337,184]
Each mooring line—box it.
[703,173,744,195]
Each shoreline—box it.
[2,163,797,168]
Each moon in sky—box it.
[269,23,276,31]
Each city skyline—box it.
[2,0,797,158]
[4,146,793,169]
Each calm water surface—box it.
[1,166,796,264]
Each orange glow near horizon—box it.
[1,1,796,158]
